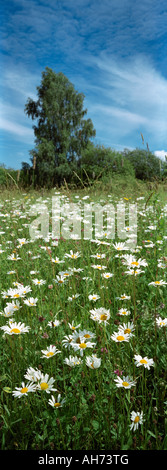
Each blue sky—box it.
[1,0,167,169]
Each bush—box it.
[0,167,7,187]
[0,167,18,188]
[124,149,162,180]
[76,143,135,185]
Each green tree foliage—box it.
[76,143,135,185]
[24,67,96,187]
[124,148,162,180]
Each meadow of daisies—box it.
[0,187,167,451]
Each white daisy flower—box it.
[68,321,81,331]
[47,318,61,328]
[88,294,100,302]
[130,411,144,431]
[24,367,42,382]
[64,250,80,259]
[121,254,148,268]
[113,242,129,251]
[54,275,67,284]
[124,268,145,276]
[156,316,167,327]
[0,321,30,335]
[32,279,46,286]
[114,375,136,389]
[134,354,154,369]
[62,334,74,349]
[91,264,107,270]
[0,301,21,318]
[110,330,130,343]
[90,253,106,259]
[23,297,38,307]
[51,257,64,264]
[148,280,167,287]
[48,394,66,408]
[116,293,131,300]
[117,308,131,316]
[85,354,101,369]
[101,272,114,279]
[71,340,96,357]
[7,253,21,261]
[90,307,110,325]
[40,345,61,359]
[36,373,57,393]
[119,322,135,337]
[7,300,21,311]
[12,382,36,398]
[68,293,80,301]
[64,355,83,367]
[78,329,96,341]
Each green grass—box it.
[0,179,167,450]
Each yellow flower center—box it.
[11,328,21,334]
[122,311,127,315]
[46,352,54,357]
[122,381,129,387]
[40,382,49,390]
[21,387,28,394]
[131,261,139,266]
[134,416,140,423]
[54,402,61,407]
[79,343,87,349]
[117,335,125,341]
[100,314,108,321]
[121,296,126,299]
[140,359,147,364]
[124,328,131,334]
[14,294,20,298]
[84,334,91,338]
[154,281,160,285]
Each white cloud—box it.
[154,150,167,160]
[86,53,167,148]
[0,117,33,142]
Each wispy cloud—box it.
[83,53,167,150]
[0,117,33,141]
[1,0,167,168]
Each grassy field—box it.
[0,178,167,450]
